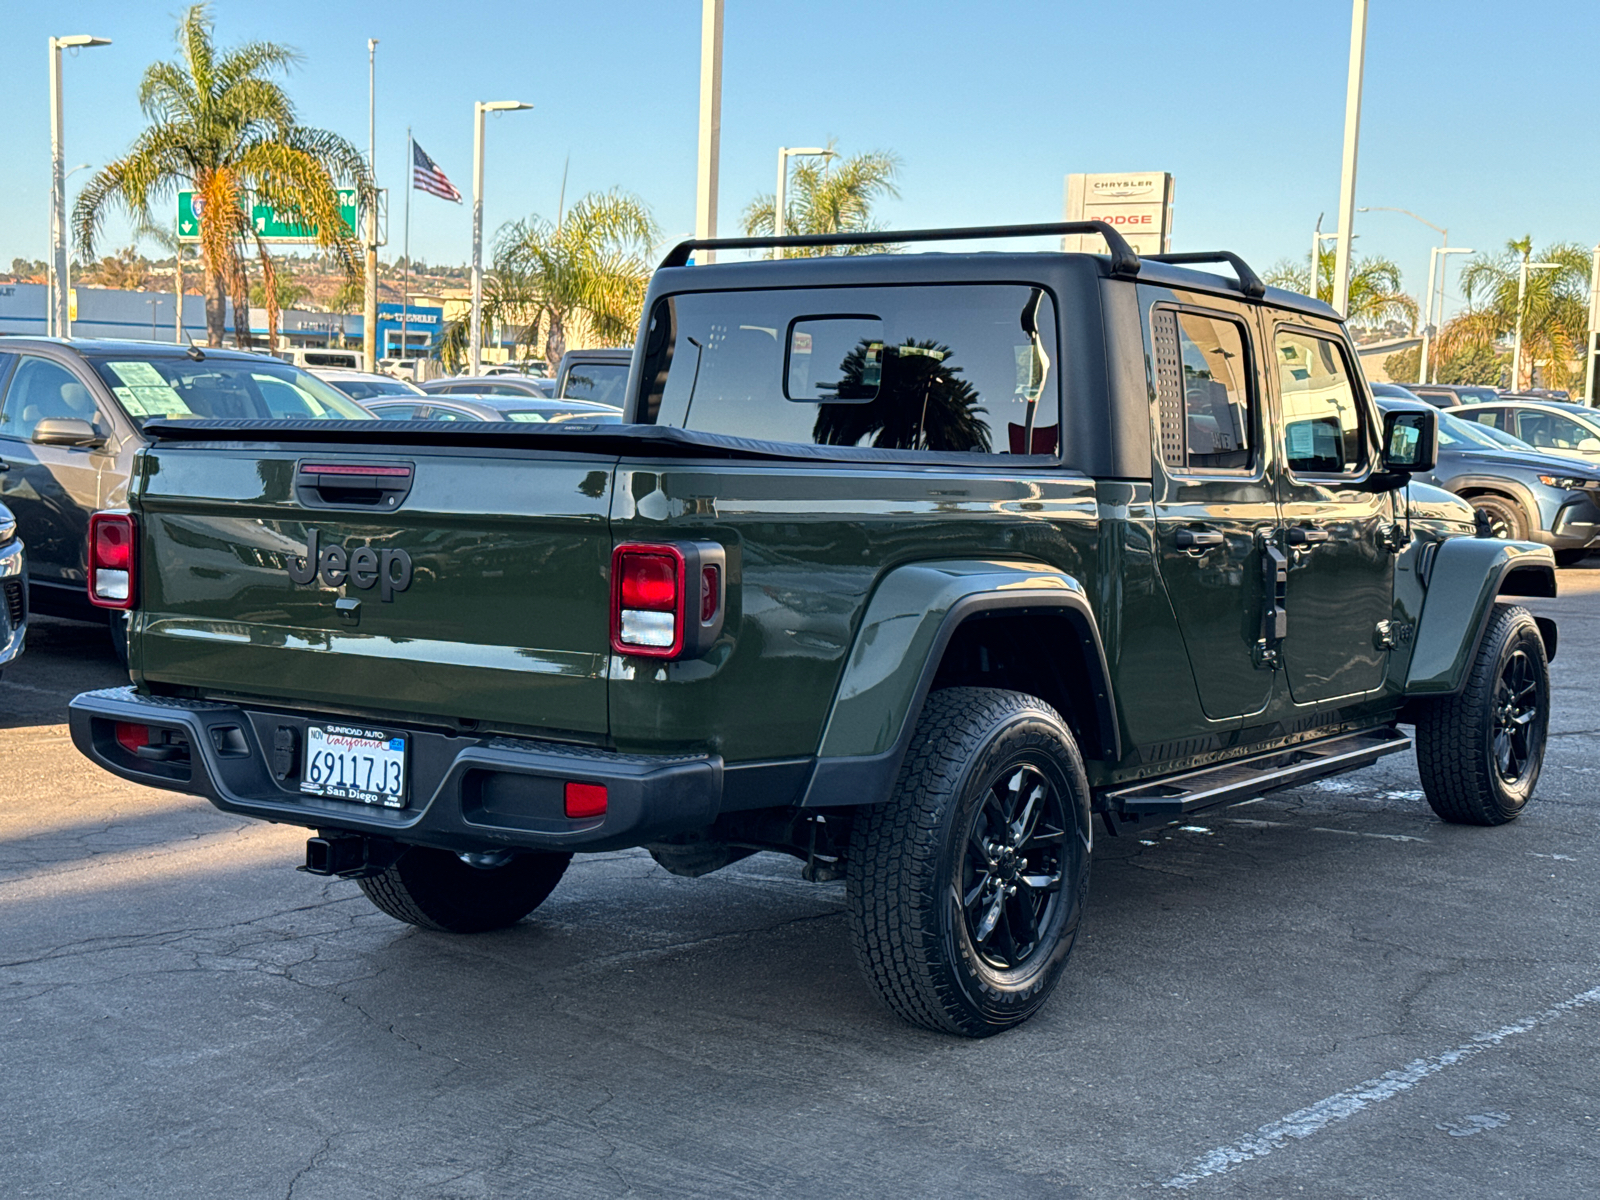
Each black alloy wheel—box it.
[960,763,1067,970]
[1492,649,1541,785]
[1415,603,1549,825]
[848,687,1092,1037]
[1470,495,1528,542]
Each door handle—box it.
[1285,526,1330,545]
[1174,528,1225,549]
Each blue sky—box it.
[3,0,1596,321]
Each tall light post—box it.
[773,147,833,248]
[470,100,531,375]
[1330,0,1367,319]
[1358,206,1456,384]
[51,162,89,337]
[1311,227,1340,299]
[1585,245,1600,405]
[1511,260,1561,392]
[363,39,379,373]
[695,0,724,263]
[1423,247,1473,384]
[48,34,111,338]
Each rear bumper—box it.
[68,687,724,854]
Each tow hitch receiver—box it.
[301,832,399,879]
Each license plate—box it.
[300,724,407,808]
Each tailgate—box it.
[133,444,615,736]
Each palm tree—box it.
[491,190,660,372]
[72,4,369,347]
[1458,237,1592,391]
[1264,246,1418,332]
[741,146,901,256]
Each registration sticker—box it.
[300,724,407,808]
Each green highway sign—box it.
[177,188,360,244]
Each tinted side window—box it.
[640,285,1058,456]
[1151,307,1254,471]
[370,403,421,419]
[1275,330,1366,475]
[1,356,103,440]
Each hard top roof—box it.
[0,336,279,362]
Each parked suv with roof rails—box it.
[70,224,1557,1037]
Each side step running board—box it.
[1106,727,1412,818]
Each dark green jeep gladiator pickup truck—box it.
[70,223,1557,1037]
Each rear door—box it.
[1267,322,1394,705]
[1148,297,1278,721]
[134,443,616,737]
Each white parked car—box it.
[309,369,427,403]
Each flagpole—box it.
[403,126,411,372]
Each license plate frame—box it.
[299,723,408,808]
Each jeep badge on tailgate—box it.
[285,528,413,601]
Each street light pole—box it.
[1586,245,1600,405]
[48,34,111,339]
[363,39,379,372]
[470,100,532,375]
[1330,0,1368,319]
[695,0,724,264]
[773,147,832,251]
[1511,260,1561,392]
[1425,247,1473,384]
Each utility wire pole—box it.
[364,39,380,372]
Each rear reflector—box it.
[700,565,720,623]
[114,722,149,754]
[88,512,137,610]
[564,781,608,819]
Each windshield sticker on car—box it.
[106,360,171,388]
[112,383,191,418]
[1287,422,1315,459]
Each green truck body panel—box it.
[132,446,615,737]
[817,559,1094,759]
[1404,538,1556,695]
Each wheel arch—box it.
[1448,477,1542,533]
[802,560,1119,809]
[1405,538,1556,697]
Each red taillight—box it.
[114,722,149,754]
[612,544,685,658]
[88,512,137,610]
[564,781,608,819]
[620,553,679,611]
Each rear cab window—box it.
[636,284,1058,456]
[1150,306,1256,473]
[559,363,628,406]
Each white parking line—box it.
[1161,984,1600,1189]
[1310,826,1429,843]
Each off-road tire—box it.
[1469,494,1529,542]
[1414,604,1549,825]
[846,687,1092,1037]
[357,846,571,933]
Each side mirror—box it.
[31,418,107,449]
[1381,407,1437,474]
[1579,437,1600,452]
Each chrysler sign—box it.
[1062,172,1174,256]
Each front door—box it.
[0,354,110,589]
[1268,325,1394,705]
[1149,301,1278,722]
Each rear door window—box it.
[638,284,1058,456]
[1274,329,1367,475]
[1151,307,1255,472]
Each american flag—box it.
[412,140,462,203]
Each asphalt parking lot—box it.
[3,574,1597,1199]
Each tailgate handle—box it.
[296,461,414,510]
